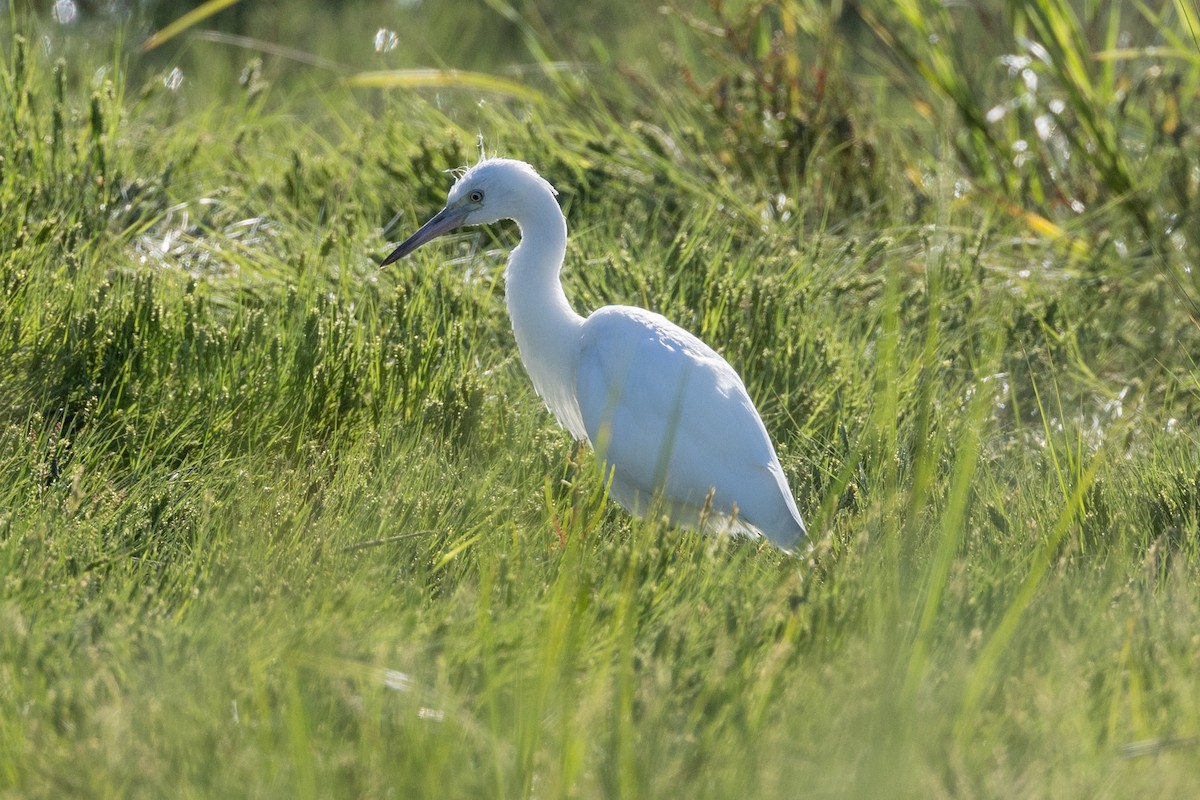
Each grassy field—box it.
[2,1,1200,797]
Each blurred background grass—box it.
[1,0,1199,797]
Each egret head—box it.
[381,158,556,266]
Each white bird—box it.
[382,158,807,549]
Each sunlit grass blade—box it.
[346,69,549,104]
[141,0,243,52]
[956,439,1110,730]
[903,331,1004,703]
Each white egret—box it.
[382,158,807,549]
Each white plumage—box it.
[382,158,807,549]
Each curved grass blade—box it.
[141,0,243,52]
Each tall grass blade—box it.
[141,0,243,52]
[957,442,1109,730]
[346,69,549,104]
[903,332,1004,702]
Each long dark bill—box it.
[380,206,469,267]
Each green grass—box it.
[3,1,1200,797]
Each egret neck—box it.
[502,182,588,440]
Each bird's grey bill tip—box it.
[379,205,467,269]
[379,245,405,268]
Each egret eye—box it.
[469,190,484,203]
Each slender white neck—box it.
[503,188,588,440]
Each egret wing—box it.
[576,306,801,540]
